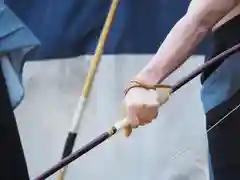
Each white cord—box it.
[172,103,240,160]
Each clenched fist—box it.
[122,81,172,137]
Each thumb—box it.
[122,102,133,137]
[124,124,132,137]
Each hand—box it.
[122,82,172,137]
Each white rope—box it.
[172,102,240,160]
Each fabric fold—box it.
[0,3,40,108]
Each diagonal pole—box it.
[57,1,120,180]
[35,43,240,180]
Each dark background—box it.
[5,0,211,60]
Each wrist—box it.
[134,71,159,85]
[134,62,164,85]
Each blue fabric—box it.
[2,0,212,107]
[0,2,40,108]
[201,52,240,113]
[1,0,212,111]
[5,0,209,60]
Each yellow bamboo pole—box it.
[57,0,120,179]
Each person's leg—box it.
[206,89,240,180]
[208,154,215,180]
[201,50,240,180]
[0,65,30,179]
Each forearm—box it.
[136,15,209,84]
[135,0,239,84]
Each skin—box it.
[213,3,240,30]
[124,0,240,132]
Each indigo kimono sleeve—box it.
[0,2,40,109]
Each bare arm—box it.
[135,0,240,84]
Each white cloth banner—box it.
[15,55,209,180]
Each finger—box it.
[152,110,158,119]
[139,120,152,126]
[145,105,159,119]
[123,115,141,137]
[135,107,158,125]
[124,125,132,137]
[126,106,140,128]
[122,103,132,137]
[122,101,139,126]
[122,104,138,137]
